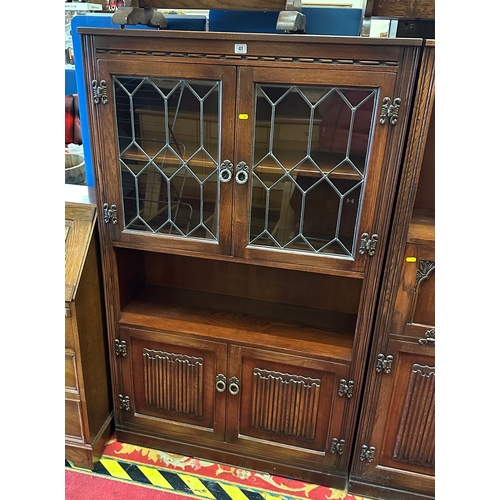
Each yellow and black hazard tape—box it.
[65,457,291,500]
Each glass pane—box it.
[250,84,376,258]
[114,76,220,240]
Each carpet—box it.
[65,434,373,500]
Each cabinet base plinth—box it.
[65,412,114,470]
[348,478,434,500]
[115,428,347,490]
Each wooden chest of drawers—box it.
[65,190,113,469]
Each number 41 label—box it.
[234,44,247,54]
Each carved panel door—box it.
[356,340,435,495]
[117,326,228,445]
[391,242,435,346]
[351,242,435,495]
[226,346,351,471]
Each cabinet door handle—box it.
[235,162,249,185]
[215,374,227,392]
[219,160,233,183]
[228,376,240,395]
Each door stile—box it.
[232,67,256,257]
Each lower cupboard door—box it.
[226,345,351,471]
[353,339,435,495]
[118,326,228,444]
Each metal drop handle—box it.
[228,376,240,395]
[215,374,227,392]
[235,162,249,185]
[219,160,233,183]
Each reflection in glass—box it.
[113,76,220,240]
[250,84,376,258]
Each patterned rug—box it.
[65,434,373,500]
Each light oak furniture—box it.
[348,41,435,500]
[65,188,113,469]
[78,27,426,489]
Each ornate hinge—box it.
[419,328,436,346]
[118,394,130,411]
[379,97,401,125]
[331,438,346,455]
[92,79,108,105]
[115,339,127,357]
[376,353,394,374]
[359,233,378,256]
[360,444,376,462]
[339,379,354,398]
[103,203,118,224]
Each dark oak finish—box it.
[138,0,285,11]
[370,0,435,20]
[140,0,435,19]
[79,28,423,488]
[348,42,435,499]
[65,194,113,469]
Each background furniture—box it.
[348,41,435,500]
[65,188,113,469]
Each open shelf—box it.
[116,248,360,362]
[408,208,434,245]
[120,285,355,361]
[409,102,434,246]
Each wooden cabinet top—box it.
[65,201,97,304]
[78,27,423,47]
[76,28,424,74]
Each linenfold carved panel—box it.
[393,363,435,468]
[251,368,321,440]
[143,348,204,417]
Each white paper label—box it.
[234,44,247,54]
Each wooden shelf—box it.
[120,285,355,362]
[119,144,218,169]
[254,148,365,180]
[119,145,364,181]
[407,208,434,246]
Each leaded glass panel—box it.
[250,84,376,258]
[114,76,220,240]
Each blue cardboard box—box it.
[209,8,362,36]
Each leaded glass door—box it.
[96,60,236,256]
[233,67,397,273]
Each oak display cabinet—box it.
[78,28,422,488]
[348,41,435,499]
